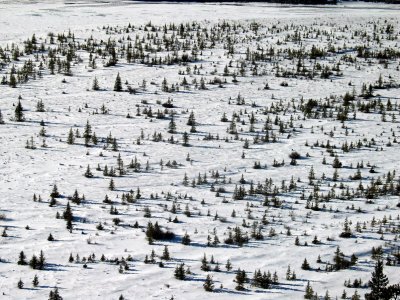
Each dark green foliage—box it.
[18,251,27,265]
[332,155,342,168]
[224,226,248,246]
[161,245,170,260]
[92,77,99,90]
[49,287,63,300]
[301,258,310,270]
[32,274,39,287]
[114,73,122,91]
[83,120,92,147]
[63,202,73,232]
[289,151,301,159]
[47,233,54,241]
[29,250,45,270]
[182,132,189,146]
[36,99,45,112]
[14,100,24,122]
[203,274,214,292]
[225,259,232,271]
[168,116,176,133]
[17,278,24,289]
[9,73,17,88]
[201,253,210,271]
[252,269,271,289]
[235,268,247,291]
[67,128,75,144]
[84,165,93,178]
[339,217,352,238]
[304,281,314,299]
[109,178,115,191]
[145,221,175,241]
[50,184,60,198]
[332,246,355,271]
[365,259,390,300]
[63,202,73,221]
[0,109,4,124]
[174,263,186,280]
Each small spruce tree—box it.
[15,100,24,122]
[17,278,24,289]
[203,274,214,292]
[32,274,39,287]
[114,73,122,92]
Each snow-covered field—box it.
[0,1,399,299]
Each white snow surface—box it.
[0,1,399,300]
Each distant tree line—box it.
[362,0,400,3]
[138,0,338,5]
[138,0,400,3]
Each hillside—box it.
[0,1,399,299]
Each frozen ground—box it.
[0,1,399,300]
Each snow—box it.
[0,1,399,299]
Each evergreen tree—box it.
[67,128,75,144]
[112,138,118,151]
[365,259,389,300]
[333,155,342,168]
[252,269,271,289]
[201,253,210,271]
[352,290,360,300]
[183,173,189,186]
[168,116,176,134]
[64,201,73,232]
[0,109,5,124]
[15,100,24,122]
[333,246,351,271]
[174,263,186,280]
[187,111,196,126]
[203,274,214,292]
[304,281,314,299]
[114,73,122,92]
[36,99,45,112]
[18,251,27,265]
[161,245,170,260]
[92,77,99,90]
[49,287,63,300]
[340,217,352,238]
[225,259,232,271]
[17,278,24,289]
[84,165,93,178]
[63,201,73,221]
[301,258,310,270]
[50,184,60,198]
[182,132,189,146]
[47,233,54,241]
[29,255,38,269]
[181,232,191,245]
[92,132,98,145]
[66,218,73,232]
[83,120,92,147]
[38,250,45,270]
[32,274,39,287]
[324,290,330,300]
[109,178,115,191]
[235,268,246,290]
[9,73,17,88]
